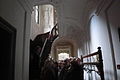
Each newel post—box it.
[97,47,105,80]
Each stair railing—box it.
[81,47,105,80]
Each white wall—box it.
[108,1,120,79]
[89,14,115,80]
[0,0,32,80]
[88,1,120,80]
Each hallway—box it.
[0,0,120,80]
[29,33,104,80]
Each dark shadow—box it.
[0,17,16,80]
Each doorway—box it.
[0,17,16,80]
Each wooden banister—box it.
[83,62,99,65]
[81,47,105,80]
[82,52,98,58]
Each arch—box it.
[51,36,78,60]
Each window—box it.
[58,53,69,60]
[34,6,39,24]
[56,45,71,60]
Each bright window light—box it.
[58,53,69,60]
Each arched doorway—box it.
[51,37,77,60]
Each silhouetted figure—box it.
[29,31,58,80]
[64,60,83,80]
[40,60,57,80]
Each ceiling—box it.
[28,0,104,47]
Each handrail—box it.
[82,52,98,58]
[83,62,99,65]
[81,47,105,80]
